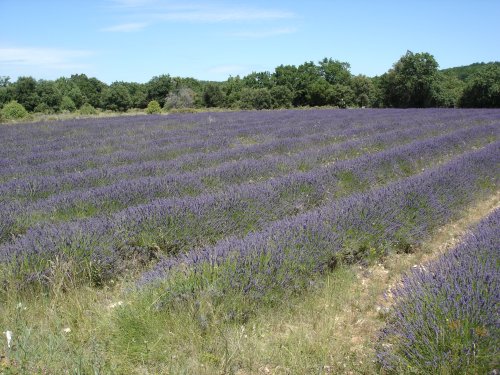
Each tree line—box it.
[1,51,499,120]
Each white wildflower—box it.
[108,301,124,309]
[3,331,12,348]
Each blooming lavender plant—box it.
[0,109,498,291]
[377,208,500,374]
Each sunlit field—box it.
[1,108,498,374]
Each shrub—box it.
[34,102,53,114]
[378,208,500,374]
[1,100,29,120]
[79,103,98,115]
[60,95,76,112]
[164,88,195,110]
[146,100,162,114]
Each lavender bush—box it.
[140,142,499,302]
[0,109,498,291]
[377,208,500,374]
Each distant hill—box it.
[441,62,500,81]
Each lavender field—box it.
[0,109,498,287]
[0,109,499,372]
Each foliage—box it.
[381,51,439,107]
[351,75,376,107]
[270,85,293,108]
[59,95,77,112]
[33,102,53,114]
[242,71,273,89]
[239,88,273,110]
[0,54,498,116]
[70,74,106,108]
[55,77,85,108]
[101,83,132,111]
[318,58,351,86]
[79,102,98,115]
[146,100,162,114]
[431,72,464,107]
[460,64,500,107]
[164,87,196,110]
[203,83,225,107]
[1,100,29,120]
[146,75,172,107]
[36,80,62,112]
[13,76,40,111]
[122,82,148,109]
[441,61,500,81]
[378,209,500,374]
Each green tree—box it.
[330,84,355,108]
[294,61,322,106]
[308,80,334,106]
[0,76,10,87]
[164,88,196,110]
[13,76,40,111]
[382,51,439,107]
[79,103,97,115]
[270,85,293,108]
[350,75,375,107]
[60,96,77,112]
[101,83,132,111]
[146,100,162,114]
[55,77,85,108]
[36,80,62,112]
[460,65,500,107]
[203,83,225,107]
[70,74,106,108]
[242,71,273,89]
[239,88,273,110]
[0,85,13,107]
[115,81,148,109]
[272,64,299,91]
[318,58,351,86]
[223,76,244,107]
[431,73,464,107]
[146,75,172,107]
[1,100,29,120]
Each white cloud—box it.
[101,22,149,32]
[155,8,295,23]
[104,1,295,26]
[229,27,297,38]
[0,47,93,71]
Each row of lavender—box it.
[138,142,498,298]
[1,111,492,244]
[1,114,442,200]
[2,109,486,163]
[0,110,402,178]
[2,109,497,182]
[377,208,499,374]
[0,109,498,290]
[2,122,495,244]
[1,134,497,285]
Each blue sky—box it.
[1,0,499,83]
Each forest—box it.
[1,51,499,121]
